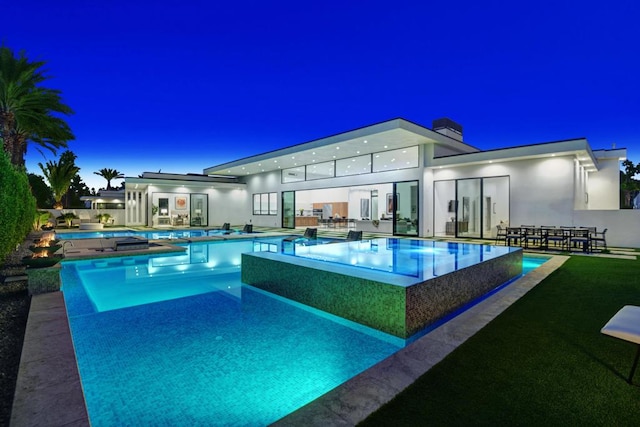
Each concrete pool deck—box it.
[10,251,567,426]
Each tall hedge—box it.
[0,149,36,262]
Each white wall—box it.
[147,184,250,227]
[431,156,577,229]
[573,209,640,248]
[588,158,621,209]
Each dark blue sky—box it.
[4,1,639,190]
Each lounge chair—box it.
[346,230,362,241]
[242,224,253,233]
[221,223,230,231]
[601,305,640,384]
[115,238,149,251]
[283,228,317,242]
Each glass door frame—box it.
[392,180,419,236]
[282,191,295,229]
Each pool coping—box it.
[10,253,568,427]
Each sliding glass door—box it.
[282,191,295,229]
[393,181,418,236]
[434,176,509,239]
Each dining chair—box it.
[546,227,569,250]
[591,228,608,251]
[569,228,591,252]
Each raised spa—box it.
[241,238,522,338]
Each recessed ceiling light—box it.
[384,145,388,148]
[312,152,316,155]
[336,146,340,150]
[363,140,368,143]
[274,160,277,163]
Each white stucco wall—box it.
[573,209,640,248]
[431,156,577,228]
[587,158,621,209]
[146,184,250,227]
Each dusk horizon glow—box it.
[4,1,638,191]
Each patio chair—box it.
[523,227,546,249]
[506,227,523,246]
[601,305,640,384]
[591,228,607,251]
[569,228,591,252]
[346,230,363,241]
[546,227,569,250]
[495,224,508,245]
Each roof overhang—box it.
[429,138,605,172]
[125,172,245,190]
[203,118,479,177]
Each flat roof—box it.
[203,118,479,177]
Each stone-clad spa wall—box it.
[405,250,522,336]
[241,249,523,339]
[242,252,407,336]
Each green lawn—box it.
[361,255,640,425]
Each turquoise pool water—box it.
[56,228,253,240]
[61,239,547,426]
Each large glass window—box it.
[394,181,419,236]
[282,191,295,229]
[372,146,419,173]
[457,179,481,238]
[336,155,371,177]
[306,161,335,181]
[253,192,277,215]
[282,166,305,183]
[190,194,208,227]
[434,176,509,238]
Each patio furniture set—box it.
[496,225,607,252]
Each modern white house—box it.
[122,117,638,247]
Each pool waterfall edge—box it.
[241,248,523,339]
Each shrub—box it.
[0,150,36,261]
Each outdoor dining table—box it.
[504,226,595,252]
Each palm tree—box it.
[39,150,80,209]
[0,46,74,167]
[94,168,124,190]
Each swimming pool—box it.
[56,228,252,240]
[61,238,546,425]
